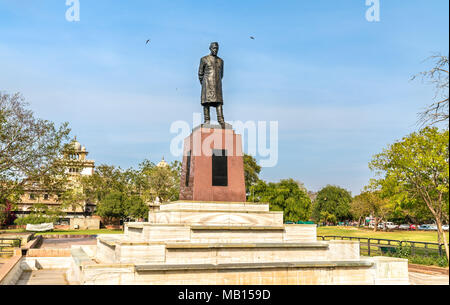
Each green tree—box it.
[81,165,142,221]
[312,185,352,224]
[243,154,261,196]
[81,165,128,204]
[123,195,148,221]
[60,185,86,217]
[93,191,149,224]
[95,191,126,224]
[319,211,337,225]
[372,175,433,225]
[0,92,72,209]
[250,179,311,222]
[350,194,371,227]
[370,127,449,259]
[351,190,393,231]
[139,160,181,203]
[14,203,65,225]
[81,159,180,222]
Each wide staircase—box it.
[68,201,409,285]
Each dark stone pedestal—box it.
[179,125,246,202]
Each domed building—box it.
[156,156,169,168]
[64,137,95,177]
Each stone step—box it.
[163,242,337,265]
[80,259,377,285]
[164,242,327,249]
[190,225,285,230]
[134,260,373,272]
[96,236,165,264]
[77,257,410,285]
[124,223,317,244]
[159,201,270,212]
[96,236,360,265]
[71,247,95,267]
[99,237,328,249]
[148,210,284,227]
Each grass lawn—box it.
[0,229,123,235]
[317,226,449,243]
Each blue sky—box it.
[0,0,448,195]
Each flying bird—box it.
[250,36,255,40]
[146,39,151,45]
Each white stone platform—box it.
[148,201,283,226]
[67,201,409,285]
[124,223,317,243]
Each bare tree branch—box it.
[412,54,449,128]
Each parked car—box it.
[369,223,384,229]
[418,224,430,230]
[429,224,438,231]
[399,224,416,230]
[385,222,399,230]
[442,225,449,231]
[418,224,437,231]
[399,224,410,230]
[372,222,397,230]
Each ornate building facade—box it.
[15,137,96,222]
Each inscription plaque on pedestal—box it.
[185,150,191,187]
[212,149,228,187]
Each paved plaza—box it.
[409,272,449,285]
[14,268,449,285]
[39,237,97,249]
[16,269,69,285]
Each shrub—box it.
[387,244,448,267]
[14,214,58,225]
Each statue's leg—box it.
[203,106,211,124]
[216,105,225,128]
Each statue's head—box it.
[209,42,219,56]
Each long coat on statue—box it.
[198,55,224,105]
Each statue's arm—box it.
[220,60,224,79]
[198,58,205,84]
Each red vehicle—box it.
[399,224,417,230]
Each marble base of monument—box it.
[66,201,410,285]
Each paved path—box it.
[14,269,449,285]
[409,272,449,285]
[0,257,8,270]
[39,237,97,249]
[16,269,69,285]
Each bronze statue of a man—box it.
[198,42,225,127]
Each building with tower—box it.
[15,137,96,222]
[64,137,95,177]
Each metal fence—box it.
[318,235,448,258]
[0,238,21,256]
